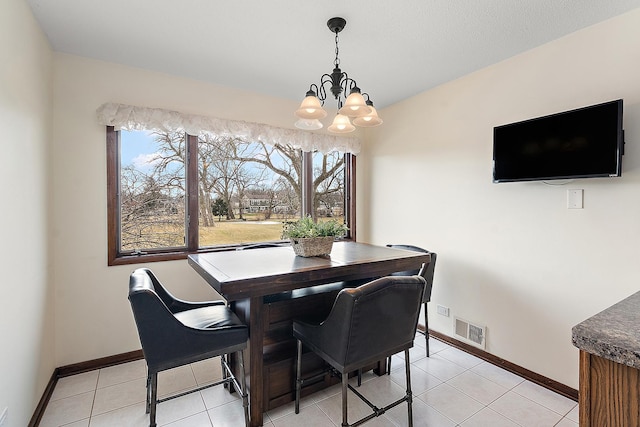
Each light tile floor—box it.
[40,335,579,426]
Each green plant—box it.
[282,216,348,239]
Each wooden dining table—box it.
[188,241,430,426]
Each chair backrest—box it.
[129,268,248,374]
[317,275,425,372]
[386,244,437,302]
[130,268,182,310]
[128,269,197,371]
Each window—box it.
[118,130,187,252]
[107,126,355,265]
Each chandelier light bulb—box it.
[328,114,356,133]
[352,104,383,127]
[295,93,327,120]
[338,89,371,117]
[295,118,324,130]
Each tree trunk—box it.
[199,187,214,227]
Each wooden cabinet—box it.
[573,291,640,427]
[579,350,640,426]
[261,288,343,410]
[233,282,384,411]
[233,283,347,410]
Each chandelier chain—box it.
[334,31,340,67]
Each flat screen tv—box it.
[493,99,624,183]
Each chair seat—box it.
[174,305,246,330]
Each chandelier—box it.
[294,17,383,134]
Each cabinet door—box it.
[580,350,640,426]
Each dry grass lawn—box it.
[199,220,284,246]
[123,215,345,249]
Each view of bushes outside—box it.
[119,129,345,251]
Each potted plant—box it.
[282,216,348,257]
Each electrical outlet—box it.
[436,305,449,317]
[0,407,8,426]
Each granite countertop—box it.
[572,290,640,369]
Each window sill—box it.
[108,238,354,266]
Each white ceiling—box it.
[27,0,640,109]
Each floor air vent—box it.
[454,317,486,349]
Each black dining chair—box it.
[387,244,437,356]
[128,268,249,427]
[293,275,426,427]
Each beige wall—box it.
[50,54,307,366]
[359,8,640,388]
[0,0,53,425]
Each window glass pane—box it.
[198,135,301,247]
[119,130,187,252]
[313,151,345,222]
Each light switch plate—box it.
[567,189,583,209]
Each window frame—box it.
[106,126,356,265]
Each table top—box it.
[572,290,640,369]
[188,241,431,301]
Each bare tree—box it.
[198,135,260,224]
[275,177,299,218]
[200,136,252,220]
[148,130,187,192]
[234,161,266,220]
[120,163,185,250]
[197,137,218,227]
[232,142,344,218]
[313,151,345,218]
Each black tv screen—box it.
[493,100,624,183]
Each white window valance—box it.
[96,102,361,154]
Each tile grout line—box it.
[192,363,215,427]
[87,369,100,425]
[44,337,578,427]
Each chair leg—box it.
[149,372,158,427]
[341,372,349,427]
[221,354,229,389]
[404,349,414,427]
[295,339,302,414]
[145,372,151,414]
[424,302,430,357]
[237,350,250,427]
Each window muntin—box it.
[107,126,354,265]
